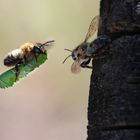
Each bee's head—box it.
[71,46,82,61]
[33,40,55,54]
[72,42,89,61]
[63,42,89,64]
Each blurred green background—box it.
[0,0,98,140]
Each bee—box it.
[63,15,111,73]
[4,40,54,79]
[63,16,100,73]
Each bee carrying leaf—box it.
[4,40,54,79]
[0,40,54,88]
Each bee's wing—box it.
[84,15,100,42]
[71,61,81,74]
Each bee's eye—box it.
[72,53,76,60]
[33,46,43,53]
[72,56,77,61]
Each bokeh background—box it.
[0,0,98,140]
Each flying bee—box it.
[63,15,100,73]
[4,40,54,79]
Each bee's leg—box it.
[34,53,38,62]
[80,58,93,69]
[81,65,93,69]
[14,59,24,81]
[23,56,27,66]
[85,35,111,56]
[15,63,20,81]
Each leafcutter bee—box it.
[4,40,54,79]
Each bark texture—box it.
[87,0,140,140]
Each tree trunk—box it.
[87,0,140,140]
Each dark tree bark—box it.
[87,0,140,140]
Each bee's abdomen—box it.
[4,55,20,67]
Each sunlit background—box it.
[0,0,98,140]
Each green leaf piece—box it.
[0,52,47,89]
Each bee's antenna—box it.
[41,40,55,46]
[63,55,72,64]
[63,49,72,63]
[64,49,72,52]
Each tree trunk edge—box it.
[87,0,140,139]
